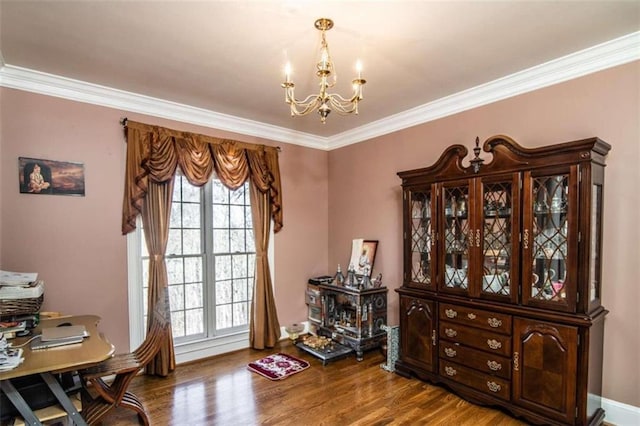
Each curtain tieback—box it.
[151,254,164,261]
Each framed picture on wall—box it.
[19,157,85,196]
[348,239,378,277]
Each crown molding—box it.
[0,31,638,151]
[327,31,640,150]
[0,63,329,151]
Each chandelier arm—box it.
[328,96,360,115]
[289,97,322,116]
[289,93,322,108]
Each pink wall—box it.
[0,88,328,354]
[328,61,640,407]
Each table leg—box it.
[0,380,43,426]
[40,372,88,426]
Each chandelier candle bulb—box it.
[284,63,291,83]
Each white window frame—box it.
[126,203,275,365]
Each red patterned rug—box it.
[247,352,310,380]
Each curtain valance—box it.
[121,120,283,235]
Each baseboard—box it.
[603,397,640,425]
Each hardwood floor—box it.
[100,339,527,425]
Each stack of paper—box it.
[0,335,24,371]
[0,270,38,286]
[0,280,44,299]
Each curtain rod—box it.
[119,117,281,151]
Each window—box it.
[128,174,272,361]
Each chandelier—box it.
[282,18,366,124]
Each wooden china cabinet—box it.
[396,135,610,425]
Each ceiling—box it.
[1,1,639,149]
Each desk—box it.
[0,315,114,425]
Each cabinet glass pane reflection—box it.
[443,185,469,290]
[482,181,513,296]
[410,191,432,284]
[531,175,568,302]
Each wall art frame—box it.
[19,157,85,196]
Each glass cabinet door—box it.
[407,187,436,289]
[440,181,471,294]
[523,167,578,312]
[478,175,519,301]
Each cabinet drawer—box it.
[440,303,511,335]
[440,321,511,357]
[439,342,511,379]
[306,288,321,307]
[440,360,510,401]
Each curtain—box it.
[122,121,284,373]
[140,179,176,376]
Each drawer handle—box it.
[445,328,457,338]
[445,309,458,319]
[444,347,457,358]
[467,313,476,320]
[487,381,501,393]
[487,339,502,350]
[487,360,502,371]
[513,351,519,371]
[487,317,502,328]
[445,366,457,376]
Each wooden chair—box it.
[79,297,171,425]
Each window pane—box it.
[182,203,200,228]
[216,279,232,304]
[170,202,182,228]
[183,229,201,255]
[245,206,252,227]
[184,257,202,283]
[213,204,229,228]
[215,255,232,280]
[166,258,184,285]
[213,230,229,253]
[232,254,247,278]
[171,310,185,338]
[230,185,245,205]
[169,284,185,311]
[185,283,203,309]
[167,229,182,255]
[230,205,245,228]
[233,279,248,302]
[172,178,182,202]
[248,254,256,278]
[230,230,245,253]
[233,302,248,326]
[186,309,203,335]
[182,182,200,203]
[212,180,228,203]
[216,305,232,329]
[246,230,255,252]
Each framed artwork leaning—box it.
[19,157,85,196]
[348,239,378,277]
